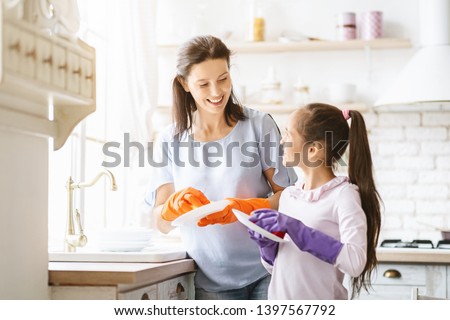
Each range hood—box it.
[374,0,450,111]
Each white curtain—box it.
[77,0,158,228]
[105,0,157,143]
[102,0,158,227]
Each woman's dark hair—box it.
[172,35,246,136]
[293,103,382,299]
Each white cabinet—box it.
[448,266,450,299]
[356,263,447,300]
[1,13,96,150]
[51,273,195,300]
[118,274,195,300]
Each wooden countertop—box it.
[49,259,196,288]
[377,248,450,264]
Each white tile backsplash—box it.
[371,111,450,241]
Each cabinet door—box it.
[3,24,21,72]
[447,266,450,299]
[36,37,52,84]
[157,273,195,300]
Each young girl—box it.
[248,103,381,299]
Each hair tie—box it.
[342,109,351,120]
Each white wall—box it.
[155,0,450,242]
[0,130,49,299]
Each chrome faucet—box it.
[65,169,118,252]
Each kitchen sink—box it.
[48,246,187,263]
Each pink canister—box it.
[336,12,356,40]
[360,11,383,40]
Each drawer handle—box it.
[383,269,401,278]
[176,282,185,294]
[168,282,187,300]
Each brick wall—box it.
[365,111,450,243]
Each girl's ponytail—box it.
[347,110,382,298]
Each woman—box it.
[248,103,382,299]
[146,35,296,299]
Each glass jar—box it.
[336,12,356,40]
[293,85,310,107]
[261,81,283,104]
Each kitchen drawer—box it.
[118,284,158,300]
[360,285,427,300]
[118,273,195,300]
[355,263,447,300]
[374,263,426,286]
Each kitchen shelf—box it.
[157,102,367,113]
[158,38,412,54]
[250,102,367,113]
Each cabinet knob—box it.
[43,56,53,65]
[383,269,401,278]
[9,41,21,52]
[26,48,36,60]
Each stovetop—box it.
[380,239,450,249]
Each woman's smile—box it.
[207,95,224,106]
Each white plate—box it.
[171,200,230,227]
[96,241,152,252]
[232,209,288,243]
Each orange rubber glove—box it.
[161,187,210,221]
[197,197,270,226]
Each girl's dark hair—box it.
[294,103,382,299]
[172,35,246,136]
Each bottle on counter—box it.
[249,0,265,41]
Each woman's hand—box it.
[161,187,210,221]
[197,198,270,226]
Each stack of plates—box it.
[94,228,153,252]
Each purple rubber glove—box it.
[247,210,280,265]
[248,227,279,266]
[250,209,344,264]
